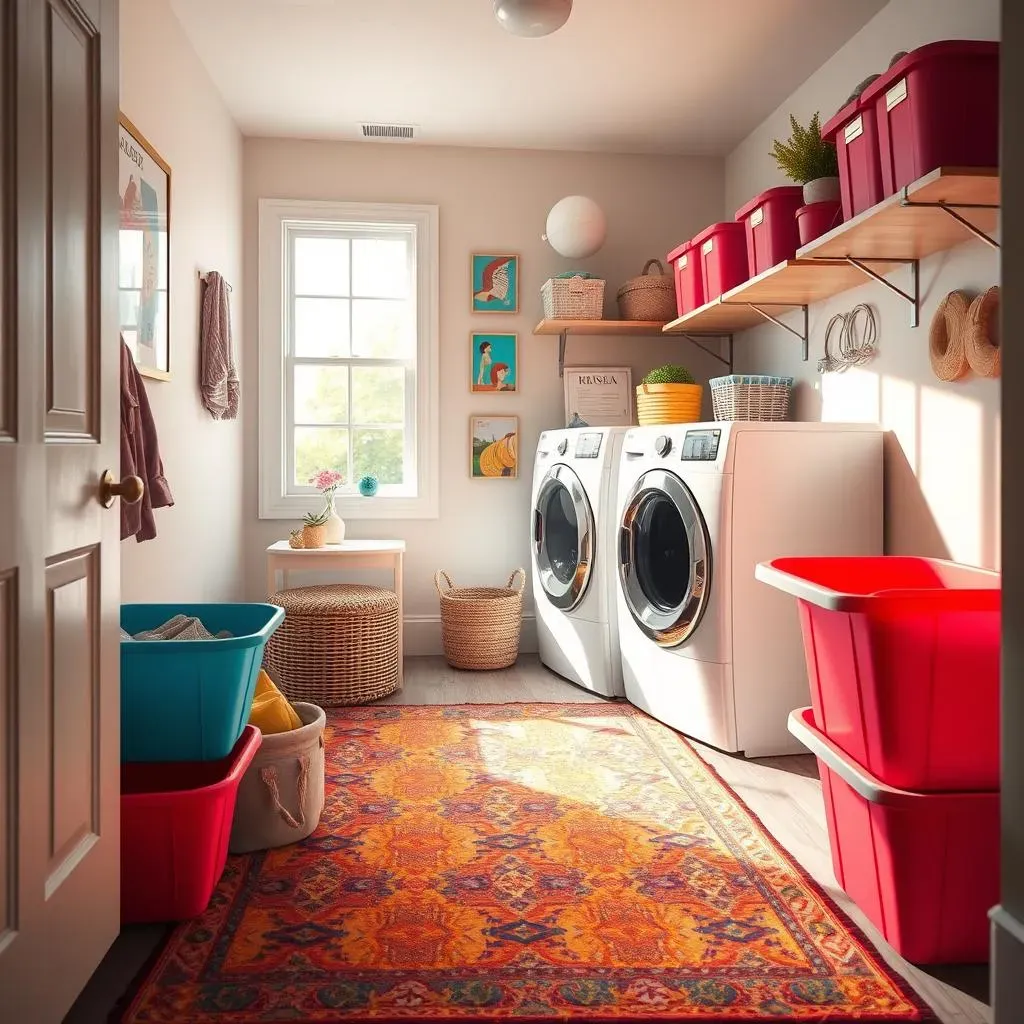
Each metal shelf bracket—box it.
[679,334,733,371]
[733,303,809,361]
[557,331,567,377]
[845,256,920,327]
[900,197,1000,249]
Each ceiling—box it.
[168,0,887,156]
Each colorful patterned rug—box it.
[118,703,933,1022]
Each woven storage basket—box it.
[616,259,677,321]
[263,584,399,705]
[541,276,605,319]
[435,569,525,671]
[710,374,793,421]
[636,382,704,425]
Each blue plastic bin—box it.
[120,603,284,762]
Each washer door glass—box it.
[533,464,594,611]
[618,468,711,647]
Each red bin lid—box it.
[690,221,747,247]
[821,93,866,142]
[861,39,999,106]
[734,186,804,223]
[666,240,693,263]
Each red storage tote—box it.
[666,240,704,317]
[756,556,1000,791]
[789,708,998,964]
[734,186,804,277]
[861,40,1000,198]
[692,222,748,303]
[822,95,884,221]
[121,726,261,923]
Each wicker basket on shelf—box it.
[710,374,793,422]
[541,276,605,319]
[617,259,677,321]
[435,569,525,670]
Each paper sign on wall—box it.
[563,367,633,427]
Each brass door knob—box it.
[99,470,145,508]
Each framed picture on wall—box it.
[471,253,519,313]
[118,114,171,380]
[470,415,519,479]
[471,332,518,392]
[563,366,633,427]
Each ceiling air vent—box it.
[360,123,417,142]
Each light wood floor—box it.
[66,656,990,1024]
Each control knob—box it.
[556,439,568,456]
[655,434,672,457]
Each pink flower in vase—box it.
[309,468,344,498]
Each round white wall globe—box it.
[543,195,607,259]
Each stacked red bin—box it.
[756,556,1000,964]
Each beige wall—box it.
[243,139,724,650]
[724,0,1001,568]
[119,0,246,601]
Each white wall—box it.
[243,139,724,650]
[724,0,1001,568]
[120,0,246,601]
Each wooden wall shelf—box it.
[532,320,668,375]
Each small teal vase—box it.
[358,475,379,497]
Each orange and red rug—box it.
[118,703,933,1022]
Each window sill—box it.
[259,492,439,521]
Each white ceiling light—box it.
[494,0,572,38]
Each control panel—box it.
[681,428,721,461]
[574,432,603,459]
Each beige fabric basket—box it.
[541,276,605,319]
[616,259,677,321]
[263,583,400,705]
[435,569,525,671]
[229,701,326,854]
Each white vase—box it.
[322,495,345,544]
[803,176,841,205]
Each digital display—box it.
[681,429,721,461]
[575,432,603,459]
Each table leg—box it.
[266,560,278,598]
[395,551,404,689]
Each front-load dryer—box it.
[615,421,882,755]
[531,426,627,697]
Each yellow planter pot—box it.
[636,382,704,425]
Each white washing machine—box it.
[615,421,882,755]
[531,427,628,698]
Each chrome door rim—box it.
[618,468,711,647]
[533,464,594,611]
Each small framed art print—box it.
[563,366,633,427]
[471,253,519,313]
[471,332,518,392]
[470,415,519,479]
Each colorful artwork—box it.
[471,253,519,313]
[471,332,518,393]
[119,115,171,380]
[471,415,518,478]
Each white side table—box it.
[265,539,406,683]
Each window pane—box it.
[352,366,404,424]
[352,299,411,358]
[294,427,348,487]
[294,297,350,357]
[119,230,143,287]
[354,428,404,486]
[119,289,140,329]
[295,365,348,424]
[294,236,350,296]
[352,238,408,298]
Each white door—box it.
[0,0,122,1018]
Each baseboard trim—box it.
[990,905,1024,1021]
[403,614,538,657]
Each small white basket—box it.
[710,374,793,421]
[542,276,605,319]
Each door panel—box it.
[0,0,120,1018]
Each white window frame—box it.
[258,198,439,520]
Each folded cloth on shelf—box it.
[132,615,233,641]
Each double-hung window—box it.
[259,200,439,519]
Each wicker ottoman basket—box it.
[263,584,399,705]
[435,569,525,671]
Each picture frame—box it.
[118,113,171,381]
[563,366,634,427]
[471,253,519,314]
[471,332,518,393]
[470,415,519,479]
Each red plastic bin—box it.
[789,708,998,964]
[734,186,804,277]
[862,40,1000,199]
[666,240,704,317]
[121,726,261,923]
[796,201,842,246]
[822,94,884,221]
[756,556,1000,791]
[691,222,748,303]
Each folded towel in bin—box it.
[132,614,233,641]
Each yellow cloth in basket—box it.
[249,669,302,734]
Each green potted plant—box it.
[770,112,840,205]
[300,506,331,549]
[636,364,703,425]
